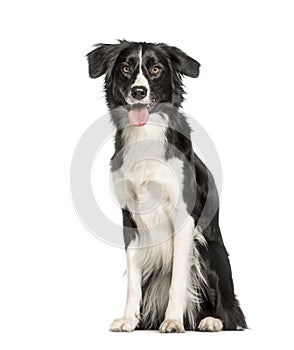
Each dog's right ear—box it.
[87,43,124,79]
[87,44,112,78]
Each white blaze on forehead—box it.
[132,47,150,93]
[139,47,143,73]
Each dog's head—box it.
[87,40,200,126]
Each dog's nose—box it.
[131,86,147,100]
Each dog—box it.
[87,40,247,332]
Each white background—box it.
[1,1,294,349]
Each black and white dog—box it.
[87,40,247,332]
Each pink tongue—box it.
[128,106,149,126]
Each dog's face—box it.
[87,41,200,126]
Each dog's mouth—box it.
[127,102,155,127]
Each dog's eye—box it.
[121,65,130,74]
[150,65,161,75]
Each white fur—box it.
[109,248,141,332]
[125,47,151,105]
[161,215,195,331]
[109,317,138,332]
[110,116,207,331]
[198,317,223,332]
[111,113,169,215]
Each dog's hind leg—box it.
[196,239,247,331]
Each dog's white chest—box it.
[112,122,184,237]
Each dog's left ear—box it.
[162,45,200,78]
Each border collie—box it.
[87,40,247,332]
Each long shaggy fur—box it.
[87,40,247,331]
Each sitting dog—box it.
[87,40,247,332]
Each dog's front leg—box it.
[159,216,194,333]
[109,247,142,332]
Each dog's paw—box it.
[198,317,223,332]
[159,319,185,333]
[109,318,138,332]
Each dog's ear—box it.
[87,43,126,78]
[162,45,200,78]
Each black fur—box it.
[87,40,247,330]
